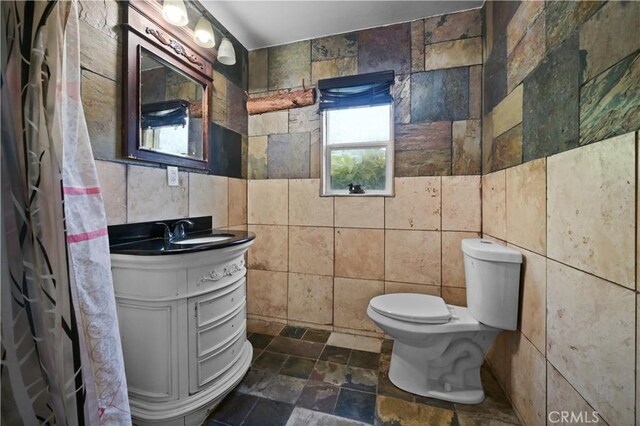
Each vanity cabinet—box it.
[111,241,253,426]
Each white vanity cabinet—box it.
[111,240,253,426]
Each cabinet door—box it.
[117,300,180,401]
[187,278,247,394]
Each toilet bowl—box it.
[367,239,522,404]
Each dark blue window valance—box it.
[317,70,395,111]
[141,99,189,129]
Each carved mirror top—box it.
[124,1,217,74]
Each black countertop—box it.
[108,216,255,255]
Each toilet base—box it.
[387,331,498,404]
[388,369,485,404]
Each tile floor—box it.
[206,326,520,426]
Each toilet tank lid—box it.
[462,239,522,263]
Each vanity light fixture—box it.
[162,0,188,26]
[161,0,236,66]
[194,16,215,48]
[217,37,236,65]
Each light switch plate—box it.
[167,166,179,186]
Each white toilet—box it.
[367,239,522,404]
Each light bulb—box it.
[162,0,188,27]
[194,17,215,48]
[217,37,236,66]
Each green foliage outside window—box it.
[330,148,386,191]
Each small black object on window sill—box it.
[348,183,365,194]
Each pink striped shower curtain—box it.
[1,1,131,424]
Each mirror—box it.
[123,2,214,170]
[139,48,204,160]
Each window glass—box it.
[326,105,391,144]
[330,148,387,191]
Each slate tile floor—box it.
[206,326,520,426]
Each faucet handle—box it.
[172,219,194,240]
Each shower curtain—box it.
[1,1,131,424]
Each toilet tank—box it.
[462,239,522,330]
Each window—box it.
[318,71,395,196]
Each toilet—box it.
[367,239,522,404]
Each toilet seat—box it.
[369,293,451,324]
[367,304,491,335]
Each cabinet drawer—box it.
[194,279,245,328]
[197,304,246,358]
[112,267,186,299]
[187,257,246,293]
[195,327,246,390]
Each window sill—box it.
[320,191,395,197]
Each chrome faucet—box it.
[155,222,174,243]
[172,219,194,240]
[155,219,194,243]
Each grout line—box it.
[332,194,336,331]
[635,131,639,426]
[544,153,550,422]
[285,179,290,325]
[383,185,386,293]
[124,164,130,224]
[505,237,635,293]
[440,176,443,297]
[549,361,601,418]
[226,177,230,228]
[517,330,544,360]
[80,65,117,83]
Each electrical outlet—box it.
[167,166,179,186]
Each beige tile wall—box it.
[246,176,481,337]
[96,161,247,229]
[98,125,640,426]
[483,131,638,426]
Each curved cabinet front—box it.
[111,240,254,426]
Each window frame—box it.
[321,103,395,197]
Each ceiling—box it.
[200,1,483,50]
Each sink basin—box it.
[173,235,233,245]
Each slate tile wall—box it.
[483,0,640,172]
[80,0,249,225]
[248,9,484,180]
[80,0,248,179]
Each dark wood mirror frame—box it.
[122,1,216,170]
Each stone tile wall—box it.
[247,9,484,179]
[96,160,247,229]
[245,176,481,337]
[482,2,640,425]
[83,2,640,425]
[79,0,249,224]
[482,131,638,426]
[244,10,486,345]
[483,0,640,172]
